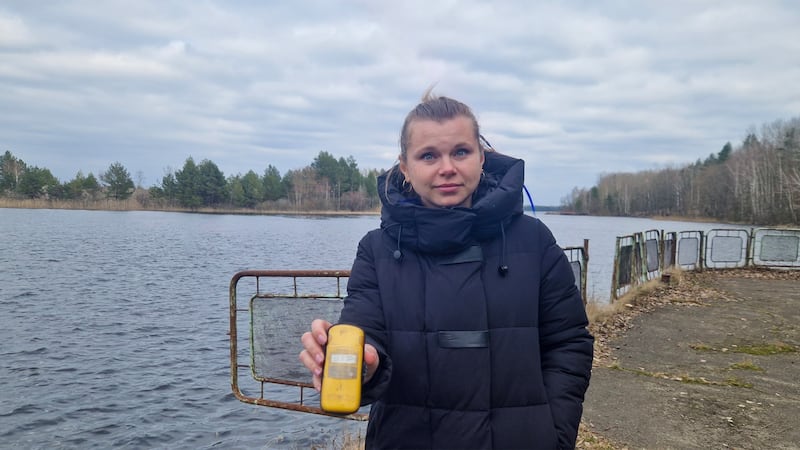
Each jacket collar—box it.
[377,151,524,254]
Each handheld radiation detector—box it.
[320,324,365,414]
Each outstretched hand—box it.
[299,319,379,391]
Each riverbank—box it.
[548,210,757,226]
[9,199,785,226]
[0,198,380,216]
[581,268,800,449]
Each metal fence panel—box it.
[618,244,633,286]
[705,229,748,269]
[612,235,638,301]
[570,261,581,291]
[753,228,800,267]
[563,245,588,303]
[662,232,676,268]
[677,231,702,269]
[644,229,661,276]
[646,239,660,272]
[608,227,800,302]
[229,270,369,420]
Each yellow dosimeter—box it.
[320,324,365,414]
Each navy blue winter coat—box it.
[339,151,593,449]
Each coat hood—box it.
[377,151,525,255]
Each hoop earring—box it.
[480,169,485,180]
[402,179,413,193]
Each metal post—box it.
[611,236,620,302]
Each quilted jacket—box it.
[338,151,593,449]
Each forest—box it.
[0,150,381,212]
[4,115,799,221]
[561,116,800,225]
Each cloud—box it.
[0,12,38,48]
[1,0,799,204]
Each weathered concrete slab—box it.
[584,277,800,449]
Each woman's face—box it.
[400,116,484,208]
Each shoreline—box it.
[5,200,794,226]
[550,210,787,227]
[0,199,381,217]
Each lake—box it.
[0,208,743,448]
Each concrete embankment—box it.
[582,269,800,449]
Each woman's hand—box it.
[299,319,332,391]
[299,319,380,391]
[363,344,380,384]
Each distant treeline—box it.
[561,116,800,225]
[0,150,381,212]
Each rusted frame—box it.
[563,238,590,304]
[229,270,368,421]
[611,234,636,302]
[752,227,800,267]
[643,229,662,281]
[677,230,703,270]
[704,228,750,269]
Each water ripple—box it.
[0,404,42,417]
[0,210,376,448]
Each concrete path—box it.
[583,274,800,449]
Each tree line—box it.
[0,150,381,211]
[561,116,800,225]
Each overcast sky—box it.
[2,1,799,205]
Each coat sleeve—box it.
[337,231,393,405]
[538,229,594,449]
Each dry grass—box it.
[0,197,147,211]
[586,270,687,325]
[577,421,624,450]
[729,360,764,371]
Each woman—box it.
[300,93,593,449]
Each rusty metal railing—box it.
[230,242,592,416]
[229,270,368,421]
[610,227,800,301]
